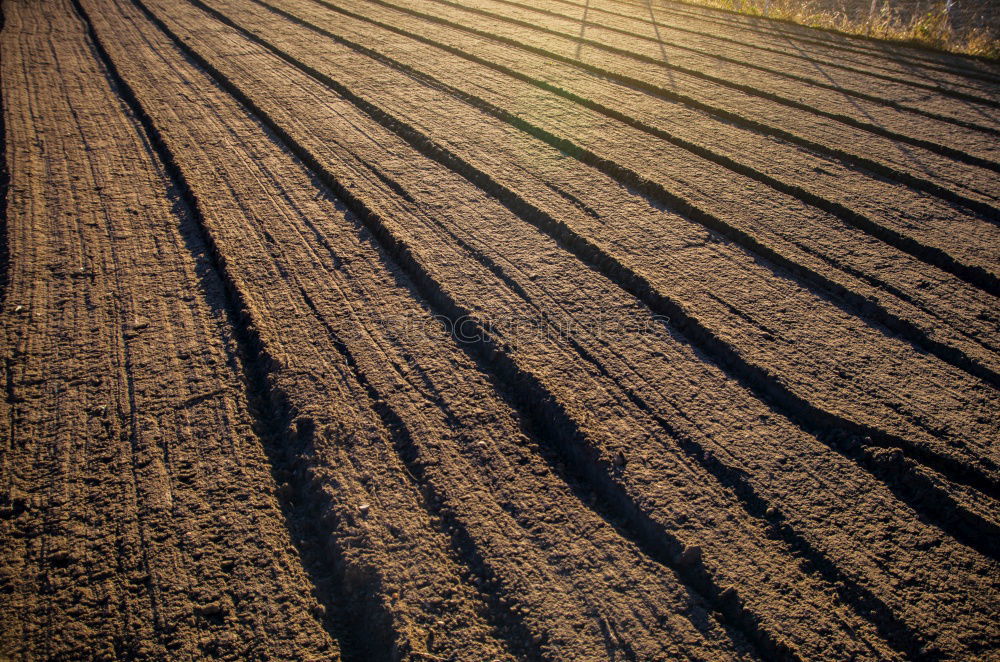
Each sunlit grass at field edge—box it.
[658,0,1000,59]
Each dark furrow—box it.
[97,0,560,653]
[416,0,1000,171]
[280,110,754,662]
[294,287,541,662]
[69,1,365,657]
[290,0,1000,352]
[538,0,1000,104]
[180,14,867,656]
[136,2,802,658]
[54,29,167,643]
[344,0,1000,223]
[475,0,1000,127]
[195,0,1000,560]
[619,0,1000,81]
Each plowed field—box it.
[1,0,998,659]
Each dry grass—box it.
[665,0,1000,58]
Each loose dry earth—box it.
[1,0,998,659]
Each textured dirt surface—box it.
[0,0,998,659]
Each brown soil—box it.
[1,0,998,659]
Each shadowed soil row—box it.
[72,0,782,658]
[286,0,1000,306]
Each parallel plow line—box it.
[293,285,542,662]
[115,0,806,658]
[68,1,364,654]
[72,1,538,658]
[42,0,998,656]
